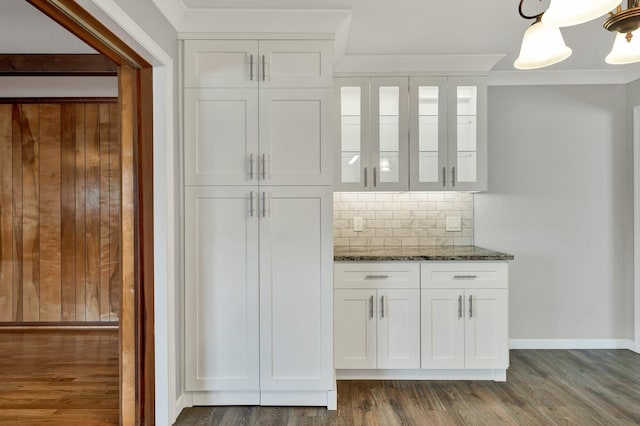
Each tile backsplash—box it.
[333,192,473,247]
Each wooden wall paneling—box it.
[74,104,86,322]
[119,64,136,426]
[11,105,23,322]
[39,104,62,322]
[99,104,111,322]
[61,104,76,321]
[84,104,101,322]
[108,103,120,321]
[20,104,39,322]
[0,105,12,322]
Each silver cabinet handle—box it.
[249,191,255,217]
[364,275,389,280]
[454,275,478,280]
[262,192,267,217]
[458,295,463,319]
[364,167,368,188]
[442,166,447,187]
[249,55,254,81]
[261,154,266,180]
[369,295,374,319]
[452,166,456,187]
[262,55,266,81]
[381,295,385,318]
[373,167,377,188]
[469,295,473,318]
[248,153,255,180]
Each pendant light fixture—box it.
[514,1,572,69]
[515,0,640,69]
[543,0,622,27]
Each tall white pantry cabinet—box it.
[181,36,336,408]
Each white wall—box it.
[475,85,633,340]
[0,76,117,97]
[628,78,640,350]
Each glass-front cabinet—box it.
[409,76,487,191]
[335,77,409,191]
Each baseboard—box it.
[509,339,635,350]
[336,369,507,382]
[172,393,189,424]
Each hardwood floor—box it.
[176,349,640,426]
[0,329,118,425]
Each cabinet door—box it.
[259,89,332,185]
[377,289,420,369]
[185,187,260,391]
[184,88,259,185]
[370,78,409,191]
[465,289,509,369]
[421,289,465,369]
[258,40,333,88]
[259,186,333,391]
[184,40,259,88]
[335,78,371,191]
[409,77,448,191]
[334,289,377,369]
[447,77,487,192]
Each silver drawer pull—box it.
[381,295,385,318]
[458,295,462,319]
[469,295,473,318]
[369,295,374,319]
[453,275,478,280]
[364,275,389,280]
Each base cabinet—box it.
[335,261,509,381]
[334,289,420,370]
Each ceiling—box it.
[0,1,95,54]
[0,0,632,73]
[175,0,622,72]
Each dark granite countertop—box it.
[334,245,514,261]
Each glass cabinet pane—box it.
[418,86,439,183]
[379,86,399,183]
[456,86,477,183]
[340,87,362,183]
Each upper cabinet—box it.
[335,77,409,191]
[183,39,333,186]
[184,40,333,88]
[409,77,487,192]
[336,75,488,192]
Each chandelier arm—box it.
[519,0,544,20]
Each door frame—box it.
[634,106,640,354]
[26,1,175,424]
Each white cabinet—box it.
[409,77,488,191]
[334,263,421,370]
[182,37,335,407]
[185,186,334,396]
[421,263,509,371]
[335,77,409,191]
[184,40,333,187]
[184,39,332,88]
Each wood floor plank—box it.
[0,105,12,322]
[38,104,62,322]
[176,349,640,426]
[0,330,118,425]
[20,104,39,322]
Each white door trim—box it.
[634,106,640,354]
[77,0,178,424]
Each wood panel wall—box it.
[0,100,120,323]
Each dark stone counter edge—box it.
[334,254,514,261]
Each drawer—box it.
[335,263,420,289]
[421,262,508,289]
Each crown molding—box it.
[334,54,506,75]
[489,66,640,86]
